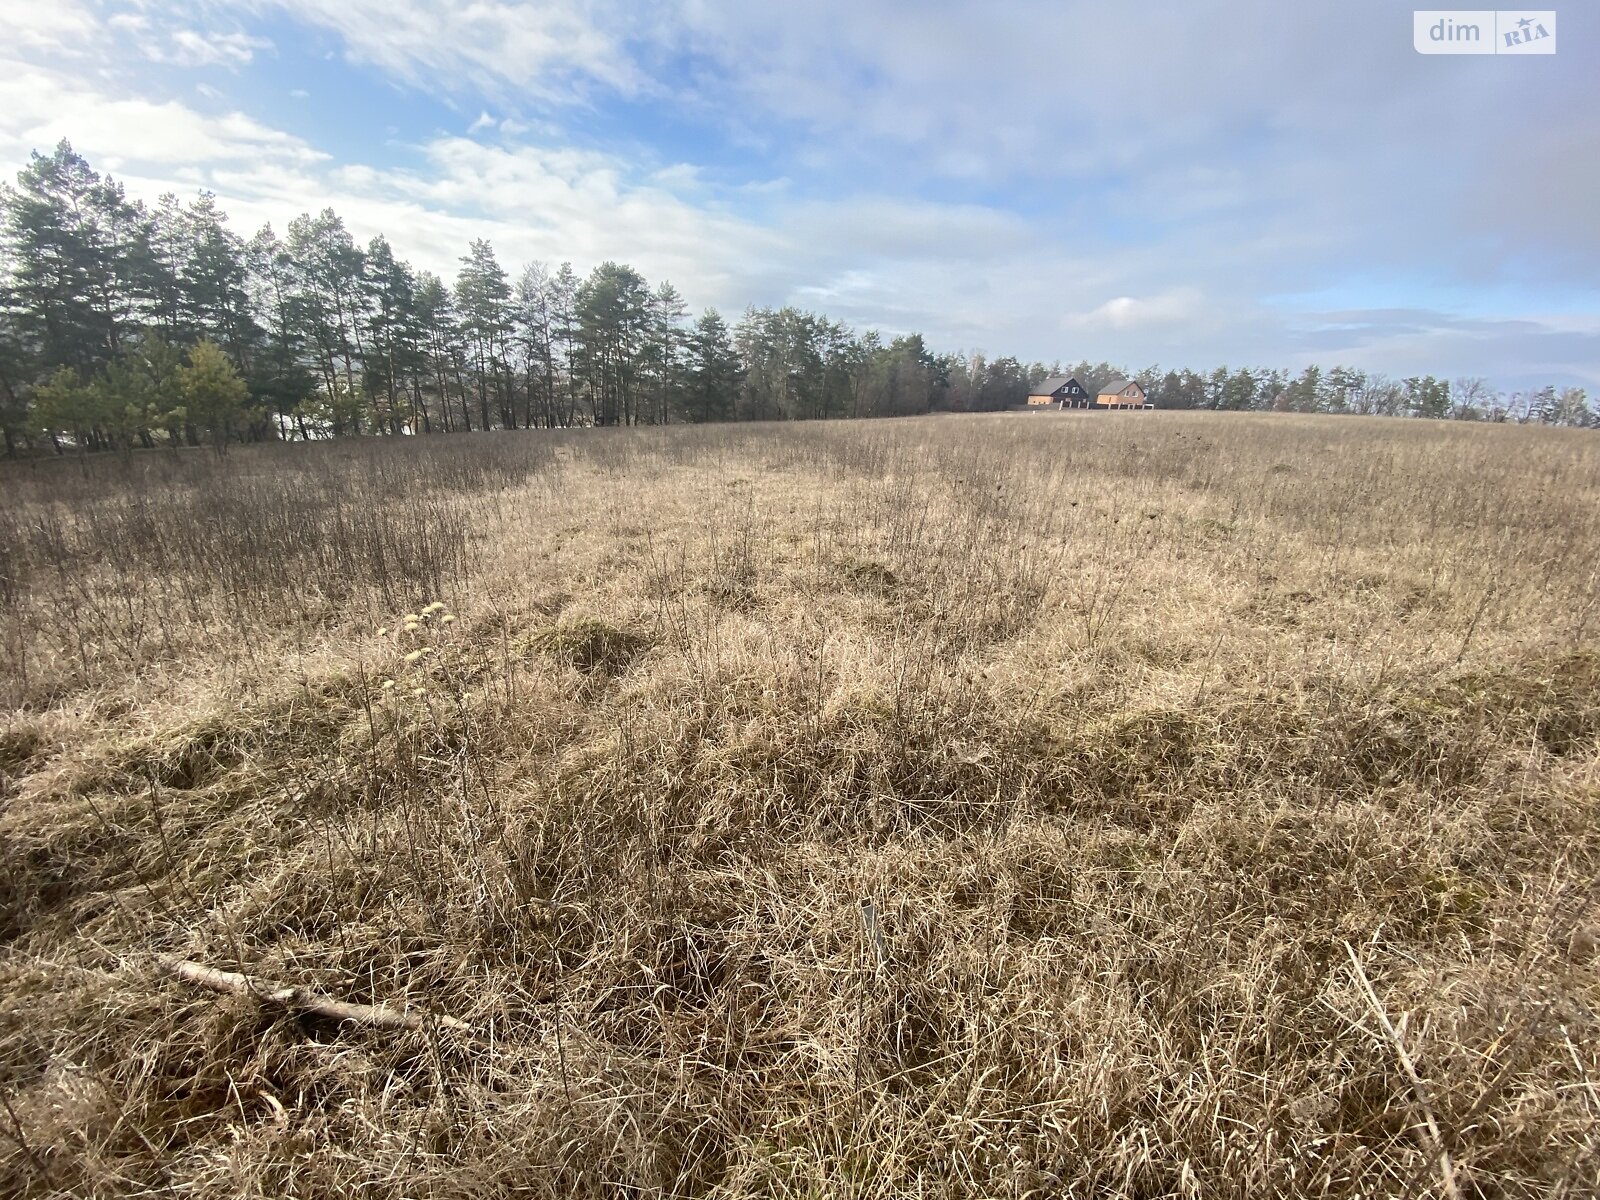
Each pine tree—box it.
[643,281,688,425]
[454,239,514,430]
[0,141,146,375]
[363,235,422,433]
[181,194,258,373]
[244,225,316,439]
[415,272,465,432]
[514,263,558,429]
[687,308,742,424]
[0,293,31,455]
[180,339,248,451]
[31,366,90,452]
[550,263,581,427]
[287,209,368,431]
[145,194,190,341]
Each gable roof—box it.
[1096,377,1140,395]
[1028,374,1085,396]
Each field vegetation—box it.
[1,411,1598,1197]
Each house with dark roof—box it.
[1096,378,1151,409]
[1026,375,1092,408]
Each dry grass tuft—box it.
[2,413,1598,1197]
[522,616,653,677]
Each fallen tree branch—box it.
[156,955,471,1034]
[1344,942,1460,1200]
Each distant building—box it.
[1096,378,1151,409]
[1026,375,1092,408]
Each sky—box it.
[2,0,1597,391]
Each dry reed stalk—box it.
[1344,941,1461,1200]
[859,897,890,974]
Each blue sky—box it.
[2,0,1597,390]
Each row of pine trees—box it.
[0,142,1057,454]
[1,141,1591,454]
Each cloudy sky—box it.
[3,1,1596,389]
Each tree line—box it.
[1092,363,1593,426]
[0,141,1590,455]
[0,142,999,453]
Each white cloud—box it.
[0,0,99,49]
[227,0,641,100]
[0,64,324,168]
[156,29,274,68]
[1067,290,1210,333]
[465,112,542,138]
[21,5,273,72]
[107,12,151,35]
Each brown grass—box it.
[1,412,1598,1197]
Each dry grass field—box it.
[2,411,1598,1198]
